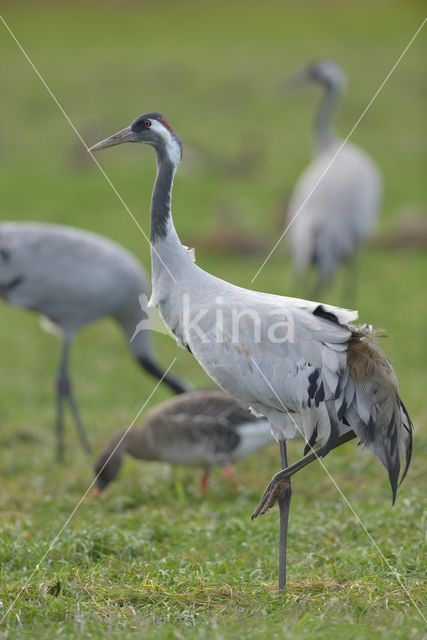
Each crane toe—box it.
[251,477,291,519]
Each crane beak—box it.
[89,126,137,152]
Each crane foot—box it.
[251,477,291,519]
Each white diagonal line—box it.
[0,14,176,284]
[250,357,426,625]
[0,358,177,625]
[251,17,427,284]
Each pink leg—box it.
[199,470,210,495]
[223,464,238,492]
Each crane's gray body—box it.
[287,60,382,288]
[289,141,382,279]
[0,222,149,354]
[91,113,411,497]
[0,222,188,458]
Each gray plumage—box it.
[288,59,382,295]
[94,389,274,492]
[91,112,412,589]
[0,222,188,459]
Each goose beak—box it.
[89,126,137,152]
[92,486,103,497]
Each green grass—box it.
[0,1,426,638]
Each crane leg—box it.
[67,382,93,455]
[252,431,356,519]
[310,272,327,300]
[55,341,92,460]
[342,255,358,306]
[278,440,292,591]
[55,370,66,462]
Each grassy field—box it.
[0,1,426,638]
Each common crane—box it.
[287,59,382,298]
[0,222,189,460]
[91,112,412,590]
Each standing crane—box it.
[93,389,274,495]
[0,222,189,460]
[91,112,412,590]
[287,59,382,298]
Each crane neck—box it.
[150,152,177,244]
[149,147,193,297]
[314,83,341,154]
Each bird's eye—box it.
[144,119,152,128]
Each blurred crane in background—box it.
[0,222,189,460]
[287,59,382,299]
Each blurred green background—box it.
[0,1,426,639]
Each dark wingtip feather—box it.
[389,463,399,506]
[386,401,413,504]
[398,401,414,487]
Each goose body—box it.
[0,222,188,458]
[94,389,274,491]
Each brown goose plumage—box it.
[94,389,274,494]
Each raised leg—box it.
[278,440,292,591]
[252,431,356,519]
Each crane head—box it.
[292,59,347,91]
[90,112,183,166]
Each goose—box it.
[0,222,189,459]
[94,388,274,495]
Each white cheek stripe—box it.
[151,120,181,166]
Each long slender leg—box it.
[342,254,358,307]
[252,431,356,519]
[310,274,322,301]
[278,440,292,591]
[67,382,92,454]
[56,340,92,459]
[55,349,67,462]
